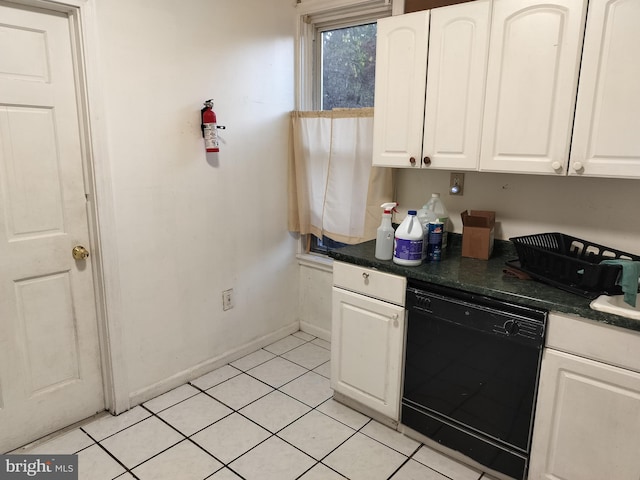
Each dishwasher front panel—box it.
[402,281,547,480]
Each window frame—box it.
[295,0,394,256]
[296,0,393,111]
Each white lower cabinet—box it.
[331,262,406,421]
[529,314,640,480]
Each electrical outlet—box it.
[222,288,234,311]
[449,172,465,195]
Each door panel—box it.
[0,2,104,453]
[15,272,80,394]
[331,287,405,420]
[0,106,64,238]
[372,11,429,168]
[423,0,490,170]
[530,349,640,480]
[480,0,587,174]
[569,0,640,178]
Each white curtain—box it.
[288,108,394,245]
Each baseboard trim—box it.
[299,320,331,342]
[128,321,299,407]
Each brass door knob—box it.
[72,245,89,260]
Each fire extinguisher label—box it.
[203,123,219,152]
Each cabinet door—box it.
[422,0,490,171]
[529,349,640,480]
[372,11,429,168]
[331,287,405,420]
[569,0,640,178]
[479,0,587,175]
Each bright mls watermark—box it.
[0,455,77,480]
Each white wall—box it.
[95,0,299,402]
[396,170,640,254]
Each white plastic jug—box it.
[393,210,423,266]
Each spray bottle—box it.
[375,202,397,260]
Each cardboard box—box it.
[461,210,496,260]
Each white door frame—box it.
[8,0,129,414]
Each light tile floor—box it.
[15,331,499,480]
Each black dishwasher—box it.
[402,279,547,480]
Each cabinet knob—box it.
[551,161,562,172]
[572,161,584,172]
[409,157,416,166]
[423,156,431,166]
[362,272,370,284]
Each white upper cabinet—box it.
[422,0,491,171]
[372,3,490,170]
[569,0,640,178]
[479,0,587,174]
[372,11,429,168]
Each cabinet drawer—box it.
[333,261,406,306]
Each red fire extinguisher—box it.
[201,99,219,153]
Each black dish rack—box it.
[508,232,640,299]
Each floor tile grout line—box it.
[263,335,318,357]
[218,400,339,470]
[181,370,320,470]
[229,349,278,372]
[241,361,312,392]
[189,365,244,391]
[275,408,361,468]
[272,355,331,373]
[406,445,459,480]
[385,456,411,480]
[127,404,227,473]
[168,390,277,473]
[81,411,154,444]
[199,377,276,413]
[191,354,329,415]
[99,340,350,478]
[277,391,333,411]
[291,331,317,342]
[383,443,424,480]
[358,425,424,458]
[109,389,448,480]
[81,427,142,480]
[203,464,248,480]
[142,386,202,415]
[311,396,370,431]
[309,339,331,351]
[94,336,344,479]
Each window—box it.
[319,22,377,110]
[298,1,391,254]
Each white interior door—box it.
[0,2,104,452]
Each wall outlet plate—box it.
[222,289,234,311]
[450,172,464,195]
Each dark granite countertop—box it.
[329,234,640,333]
